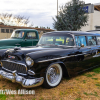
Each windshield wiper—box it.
[37,44,58,47]
[47,44,59,47]
[36,44,46,46]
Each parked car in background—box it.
[87,30,100,34]
[0,31,100,89]
[0,29,39,49]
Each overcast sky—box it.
[0,0,100,29]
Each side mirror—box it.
[81,44,84,47]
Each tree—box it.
[53,0,88,31]
[0,13,33,27]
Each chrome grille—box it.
[2,61,27,74]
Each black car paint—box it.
[1,31,100,78]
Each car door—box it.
[22,31,38,47]
[88,36,100,66]
[96,36,100,54]
[73,35,94,74]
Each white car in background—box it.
[87,30,100,34]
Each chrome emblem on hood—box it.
[8,55,15,59]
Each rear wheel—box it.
[43,64,63,89]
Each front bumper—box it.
[0,70,44,88]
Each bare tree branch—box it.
[0,13,33,27]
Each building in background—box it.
[0,24,54,39]
[81,3,100,31]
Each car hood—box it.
[0,38,21,48]
[5,46,74,62]
[7,46,62,55]
[27,47,74,62]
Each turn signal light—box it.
[0,62,3,67]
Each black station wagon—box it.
[0,31,100,89]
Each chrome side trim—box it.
[77,53,86,56]
[38,53,87,63]
[0,70,44,88]
[28,70,35,75]
[38,56,70,63]
[15,44,20,46]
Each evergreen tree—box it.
[53,0,88,31]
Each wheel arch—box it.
[58,62,69,78]
[48,61,70,78]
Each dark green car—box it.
[0,29,39,49]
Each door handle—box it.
[15,44,20,46]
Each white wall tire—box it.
[43,64,63,88]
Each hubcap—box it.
[47,65,60,84]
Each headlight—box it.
[26,57,34,67]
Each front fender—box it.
[0,49,7,60]
[46,61,70,78]
[30,61,69,78]
[0,46,16,50]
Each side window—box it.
[65,37,74,46]
[26,32,36,39]
[75,36,87,46]
[97,37,100,45]
[87,36,96,46]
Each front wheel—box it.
[42,64,63,89]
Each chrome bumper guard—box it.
[0,70,44,88]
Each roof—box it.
[94,3,100,11]
[44,31,100,36]
[0,24,54,31]
[14,29,37,31]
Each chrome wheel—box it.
[46,64,62,87]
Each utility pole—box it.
[57,0,58,16]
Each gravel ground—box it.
[0,67,100,100]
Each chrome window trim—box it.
[38,33,75,47]
[71,34,76,46]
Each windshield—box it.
[38,34,74,46]
[11,30,25,38]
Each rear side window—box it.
[87,36,96,46]
[75,36,87,46]
[97,37,100,45]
